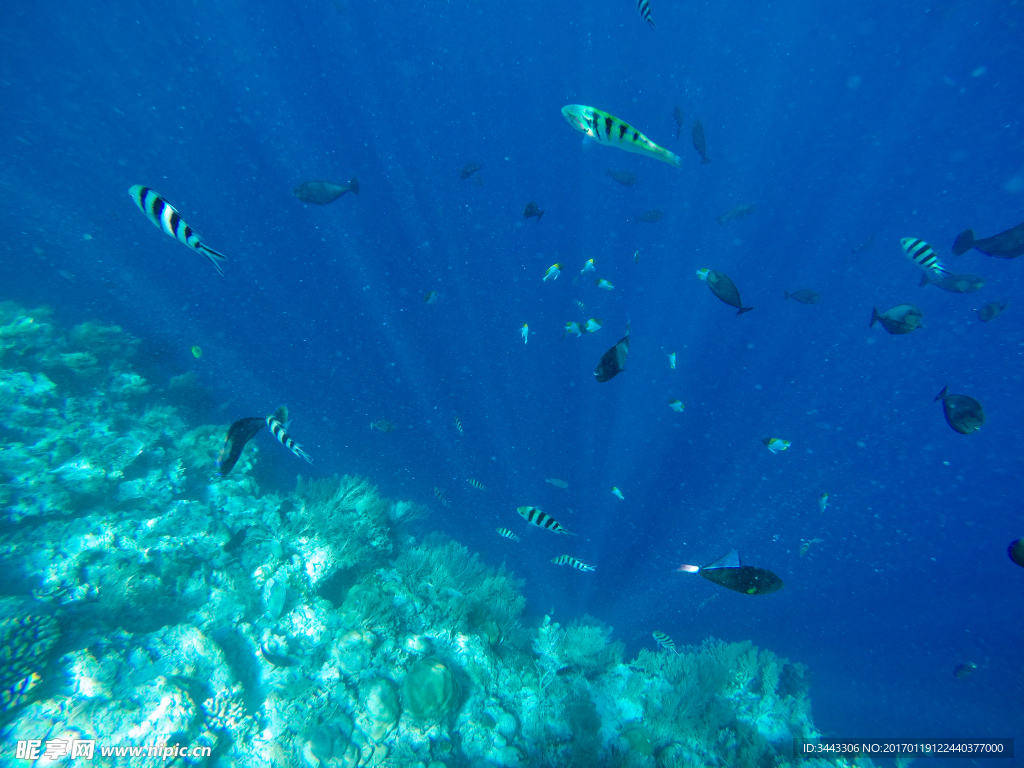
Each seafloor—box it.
[0,302,854,767]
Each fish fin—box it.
[270,405,288,424]
[919,272,931,288]
[196,244,228,276]
[536,210,544,221]
[952,229,974,256]
[934,385,949,402]
[870,308,880,327]
[736,306,754,315]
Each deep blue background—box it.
[2,0,1022,758]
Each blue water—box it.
[3,0,1022,759]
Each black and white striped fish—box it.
[901,237,950,277]
[453,415,464,436]
[467,478,487,491]
[496,527,521,542]
[551,554,595,571]
[652,631,677,653]
[266,406,312,464]
[636,0,655,29]
[517,506,574,535]
[129,186,228,276]
[434,487,450,506]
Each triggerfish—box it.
[561,105,681,168]
[129,186,228,276]
[935,385,985,435]
[676,550,784,595]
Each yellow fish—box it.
[543,264,562,281]
[669,400,684,412]
[561,105,681,168]
[521,323,529,344]
[668,352,676,369]
[696,268,710,281]
[595,279,614,290]
[581,259,595,274]
[611,486,625,500]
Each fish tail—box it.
[870,308,880,328]
[736,306,754,315]
[934,385,949,402]
[662,150,682,168]
[536,210,544,222]
[197,244,228,276]
[919,272,931,288]
[952,229,974,256]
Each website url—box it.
[16,740,212,761]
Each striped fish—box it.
[453,415,464,436]
[128,186,228,276]
[551,554,595,571]
[652,631,677,653]
[496,527,521,542]
[434,487,450,506]
[467,478,487,491]
[637,0,655,29]
[266,406,312,464]
[561,105,681,168]
[517,506,574,535]
[901,237,950,277]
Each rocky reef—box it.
[0,302,852,767]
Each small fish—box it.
[563,321,582,339]
[57,269,75,282]
[611,486,624,500]
[545,477,569,489]
[266,406,313,464]
[762,437,791,453]
[423,291,438,304]
[716,204,755,226]
[935,385,985,435]
[784,289,819,304]
[799,538,823,556]
[467,478,487,491]
[953,222,1024,258]
[460,163,482,180]
[673,106,684,140]
[453,415,464,435]
[594,326,630,382]
[575,300,586,311]
[636,0,655,29]
[870,305,923,335]
[819,493,829,513]
[524,201,545,221]
[543,264,562,281]
[521,323,529,343]
[595,279,614,290]
[976,301,1008,322]
[691,120,711,164]
[517,506,574,535]
[633,249,639,265]
[370,420,394,432]
[696,268,710,281]
[434,487,451,506]
[636,209,664,224]
[584,318,603,333]
[496,527,521,542]
[552,554,596,571]
[669,400,684,412]
[706,271,753,315]
[652,630,676,653]
[129,185,228,276]
[561,105,681,168]
[223,525,250,554]
[581,258,596,274]
[293,178,359,204]
[606,169,638,186]
[668,352,677,369]
[953,662,977,679]
[901,237,950,277]
[191,345,203,358]
[217,417,266,476]
[918,270,984,293]
[850,235,875,254]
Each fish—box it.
[691,120,711,164]
[953,222,1024,258]
[460,163,482,179]
[901,237,951,278]
[934,385,985,434]
[676,550,784,595]
[706,271,753,314]
[633,249,640,265]
[606,169,638,186]
[784,289,819,304]
[57,269,75,282]
[594,327,630,382]
[370,420,394,432]
[652,631,677,653]
[524,202,545,221]
[595,279,615,290]
[191,345,203,358]
[918,270,984,293]
[545,477,569,489]
[434,487,451,506]
[716,204,755,226]
[222,525,250,554]
[1009,539,1024,568]
[581,259,596,274]
[695,268,710,281]
[584,318,603,333]
[453,415,464,435]
[673,106,684,140]
[611,486,625,500]
[819,493,829,513]
[636,0,655,28]
[668,352,677,369]
[953,662,977,679]
[563,321,582,339]
[552,554,596,571]
[128,186,228,276]
[543,264,562,281]
[850,235,875,254]
[522,323,529,344]
[976,301,1008,322]
[517,506,574,535]
[561,105,681,168]
[496,528,521,542]
[575,300,586,311]
[669,400,684,412]
[467,478,487,491]
[266,406,313,464]
[799,538,823,556]
[636,209,664,224]
[870,305,923,335]
[293,178,359,204]
[423,291,439,304]
[217,417,266,476]
[762,437,791,453]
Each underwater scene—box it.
[1,0,1022,765]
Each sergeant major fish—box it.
[562,105,681,168]
[636,0,655,28]
[129,186,228,276]
[652,631,677,653]
[496,528,520,542]
[453,415,464,435]
[552,554,596,571]
[901,237,951,278]
[266,406,313,464]
[517,506,574,535]
[434,487,451,506]
[467,478,487,491]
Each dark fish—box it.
[784,289,819,304]
[217,417,265,476]
[1009,538,1024,568]
[850,235,875,253]
[370,420,394,432]
[223,525,250,553]
[129,186,228,275]
[953,662,977,679]
[678,550,784,595]
[594,327,630,382]
[523,202,544,221]
[691,120,711,163]
[673,106,684,140]
[716,204,754,226]
[293,178,359,204]
[935,385,984,434]
[706,271,753,315]
[870,305,922,335]
[460,163,482,180]
[636,209,664,223]
[605,169,638,186]
[918,270,984,293]
[976,301,1008,322]
[266,406,313,463]
[953,222,1024,259]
